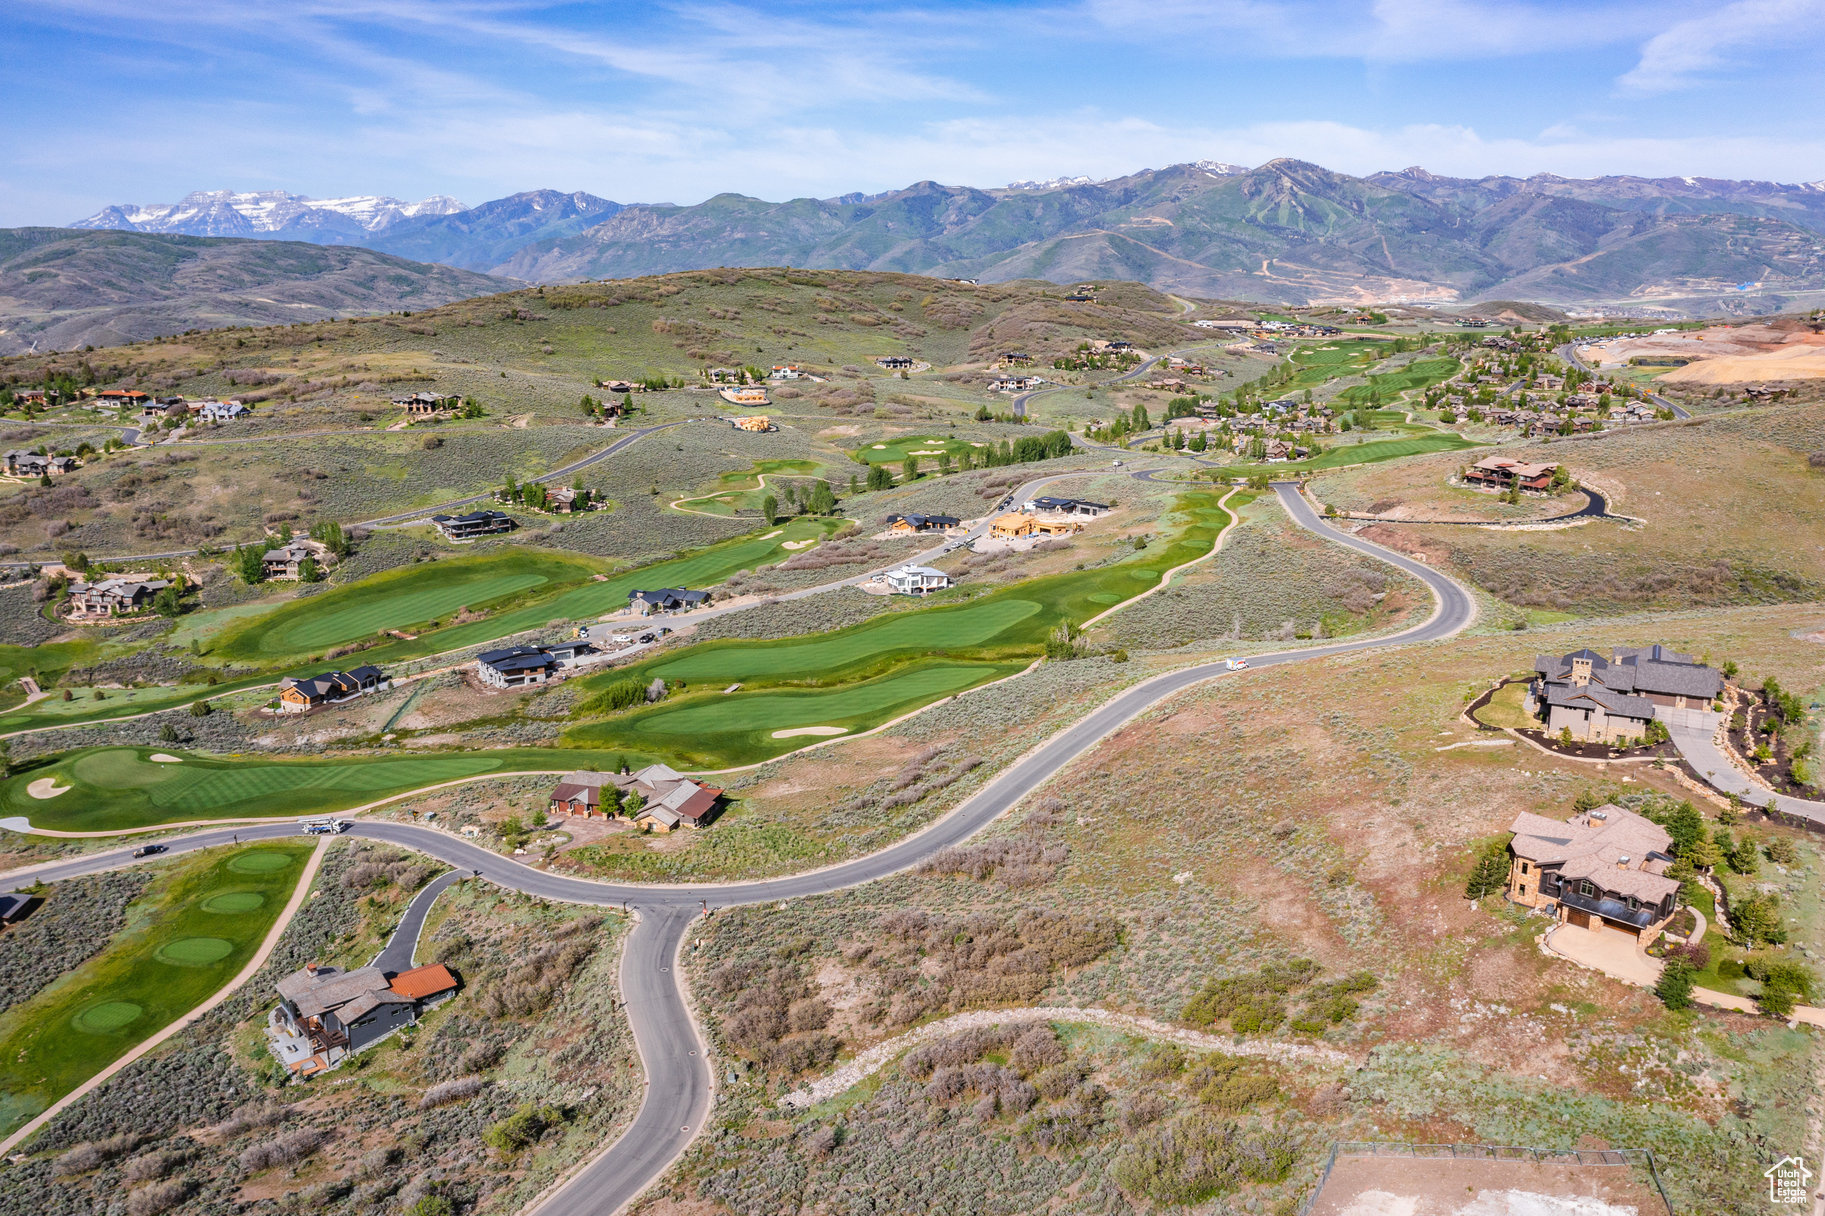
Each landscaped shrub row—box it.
[0,869,149,1013]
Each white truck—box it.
[298,817,350,835]
[1222,658,1250,671]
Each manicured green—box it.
[0,746,661,833]
[0,676,271,736]
[0,842,314,1136]
[565,490,1237,767]
[1225,432,1478,477]
[0,747,513,832]
[851,435,986,466]
[207,517,841,670]
[1333,356,1462,407]
[569,660,1024,768]
[212,549,605,663]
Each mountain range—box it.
[56,160,1825,321]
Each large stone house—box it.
[548,764,722,831]
[67,577,170,618]
[884,564,951,595]
[885,513,959,535]
[1505,804,1682,945]
[475,640,592,689]
[1464,456,1558,493]
[628,587,710,615]
[262,538,336,580]
[1532,645,1723,743]
[267,961,458,1077]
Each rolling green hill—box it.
[0,229,518,355]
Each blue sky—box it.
[4,0,1824,224]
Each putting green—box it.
[229,851,302,873]
[1087,592,1122,604]
[72,1002,144,1034]
[155,937,235,966]
[72,750,175,788]
[853,436,980,466]
[202,890,267,912]
[0,843,312,1138]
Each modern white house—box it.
[884,565,952,595]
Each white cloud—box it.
[1618,0,1825,93]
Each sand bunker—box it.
[771,725,849,738]
[781,539,816,550]
[149,753,183,763]
[27,778,71,799]
[909,449,944,456]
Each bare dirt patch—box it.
[1308,1156,1671,1216]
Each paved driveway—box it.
[1661,708,1825,826]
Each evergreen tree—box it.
[808,480,836,515]
[1464,841,1509,899]
[901,454,920,481]
[760,494,779,525]
[1654,957,1696,1010]
[866,463,893,491]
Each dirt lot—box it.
[1584,322,1825,385]
[1308,1156,1671,1216]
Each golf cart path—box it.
[0,483,1479,1216]
[0,837,330,1158]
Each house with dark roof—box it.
[267,961,458,1076]
[1505,804,1682,945]
[431,509,516,541]
[548,764,723,831]
[628,587,710,615]
[1022,496,1109,518]
[392,391,458,416]
[278,666,387,713]
[1532,645,1722,743]
[476,645,556,689]
[885,512,959,535]
[474,641,592,689]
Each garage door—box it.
[1567,909,1592,930]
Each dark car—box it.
[132,844,167,858]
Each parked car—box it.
[637,633,655,644]
[132,844,168,858]
[611,634,633,644]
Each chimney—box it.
[1589,809,1608,821]
[304,962,319,976]
[1617,855,1631,867]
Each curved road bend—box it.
[1555,342,1690,419]
[1,483,1476,1214]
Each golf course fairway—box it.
[208,517,839,668]
[0,842,315,1137]
[565,488,1237,767]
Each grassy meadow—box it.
[0,842,315,1136]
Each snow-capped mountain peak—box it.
[1188,160,1249,177]
[1003,174,1105,191]
[71,190,468,238]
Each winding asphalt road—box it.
[0,482,1476,1212]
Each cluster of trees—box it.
[579,392,633,420]
[859,430,1074,491]
[498,474,597,513]
[1052,346,1142,372]
[761,478,837,524]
